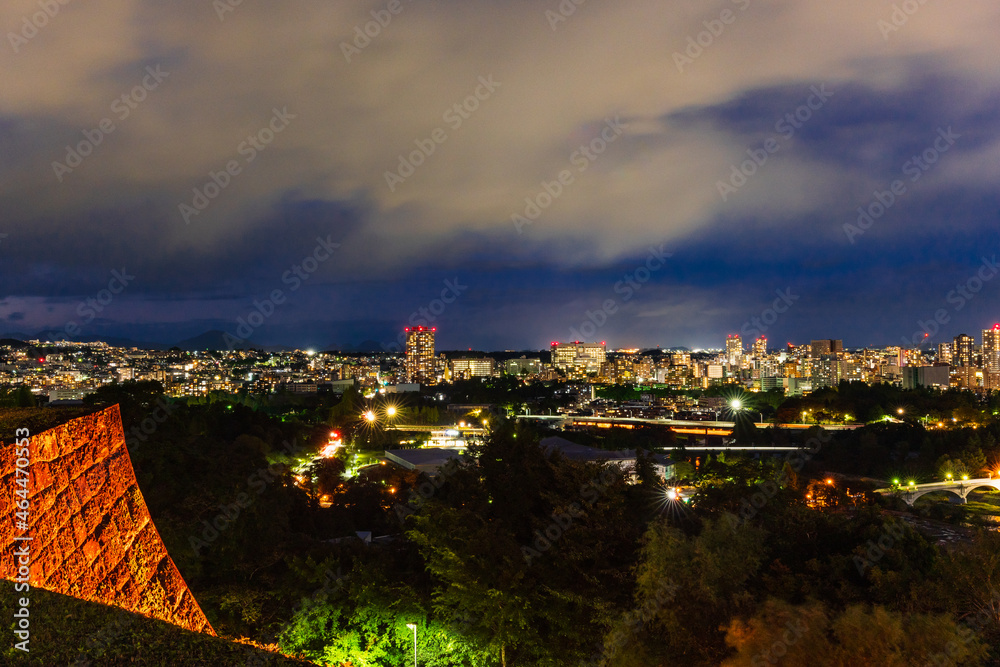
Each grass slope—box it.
[1,581,318,666]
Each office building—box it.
[810,339,843,358]
[449,358,495,380]
[726,334,742,366]
[550,341,607,376]
[752,336,767,360]
[505,357,542,376]
[902,364,950,390]
[405,326,436,384]
[937,342,953,365]
[954,334,975,368]
[983,325,1000,372]
[812,355,845,389]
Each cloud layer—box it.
[2,0,999,349]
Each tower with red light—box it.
[404,326,436,384]
[983,324,1000,373]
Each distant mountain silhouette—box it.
[175,330,252,351]
[175,330,299,352]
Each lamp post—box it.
[406,623,417,667]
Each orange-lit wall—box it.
[1,405,214,635]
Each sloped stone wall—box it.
[1,405,214,635]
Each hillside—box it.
[1,582,318,666]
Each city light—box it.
[364,410,376,422]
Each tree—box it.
[721,600,985,666]
[606,516,768,665]
[406,423,640,666]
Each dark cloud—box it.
[2,0,1000,347]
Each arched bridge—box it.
[873,478,1000,506]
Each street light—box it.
[364,410,376,423]
[406,623,417,667]
[386,406,397,417]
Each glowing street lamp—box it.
[386,406,397,418]
[731,399,743,410]
[897,408,904,415]
[406,623,417,667]
[364,410,376,423]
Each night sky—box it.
[2,1,999,351]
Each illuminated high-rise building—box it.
[405,326,436,383]
[752,336,767,360]
[810,339,843,358]
[550,341,606,376]
[983,325,1000,372]
[937,342,953,365]
[954,334,975,368]
[726,334,742,366]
